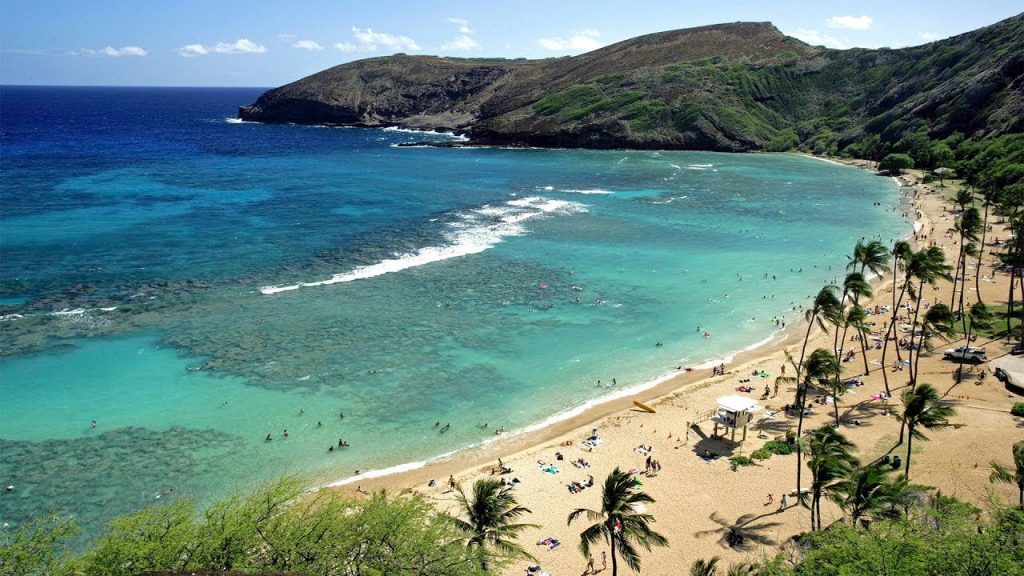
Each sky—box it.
[1,0,1021,87]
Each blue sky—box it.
[1,0,1020,87]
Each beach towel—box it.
[541,465,559,474]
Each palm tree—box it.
[974,187,1000,303]
[849,239,891,278]
[794,349,841,499]
[568,467,668,576]
[989,440,1024,508]
[954,209,982,318]
[830,464,920,527]
[803,426,858,530]
[900,384,956,479]
[881,241,914,395]
[948,188,976,310]
[453,479,537,571]
[833,273,872,377]
[913,304,957,387]
[904,248,953,386]
[690,557,721,576]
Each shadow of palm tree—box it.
[694,511,782,551]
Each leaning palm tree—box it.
[830,464,923,527]
[568,467,668,576]
[453,479,537,571]
[803,426,858,530]
[794,349,841,499]
[989,440,1024,508]
[848,239,891,278]
[900,383,956,479]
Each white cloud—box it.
[214,38,266,54]
[918,32,941,42]
[441,34,480,51]
[292,39,324,51]
[178,38,266,57]
[446,17,473,34]
[78,45,147,57]
[788,28,849,49]
[333,27,420,53]
[177,44,209,57]
[826,15,873,30]
[537,29,603,52]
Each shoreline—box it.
[321,155,915,495]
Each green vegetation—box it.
[728,455,754,470]
[879,153,914,174]
[0,478,490,576]
[763,440,793,455]
[532,85,649,123]
[1011,403,1024,417]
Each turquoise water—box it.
[0,87,910,544]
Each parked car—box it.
[943,347,988,363]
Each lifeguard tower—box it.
[710,395,759,443]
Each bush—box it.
[1011,403,1024,417]
[764,440,794,455]
[729,455,754,471]
[750,448,772,460]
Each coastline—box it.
[320,155,911,494]
[314,154,1023,575]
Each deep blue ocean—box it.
[0,86,910,544]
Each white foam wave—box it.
[324,460,429,488]
[558,188,613,195]
[224,117,256,124]
[260,196,587,295]
[382,126,469,141]
[51,308,86,317]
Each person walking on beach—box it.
[448,475,456,491]
[585,554,595,574]
[601,551,607,570]
[779,493,788,510]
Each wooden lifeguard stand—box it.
[710,395,759,443]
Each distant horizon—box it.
[1,0,1020,87]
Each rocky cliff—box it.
[240,16,1024,153]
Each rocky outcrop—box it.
[240,15,1024,152]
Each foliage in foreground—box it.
[1,477,487,576]
[689,498,1024,576]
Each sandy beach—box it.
[332,159,1023,575]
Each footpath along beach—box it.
[330,159,1023,575]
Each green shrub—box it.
[1011,403,1024,417]
[764,440,794,455]
[729,455,754,471]
[750,448,772,460]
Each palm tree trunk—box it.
[910,289,925,387]
[949,238,963,312]
[794,317,817,496]
[956,311,973,385]
[905,426,914,478]
[975,201,989,303]
[881,274,910,395]
[859,323,871,377]
[610,532,618,576]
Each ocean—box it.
[0,86,909,544]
